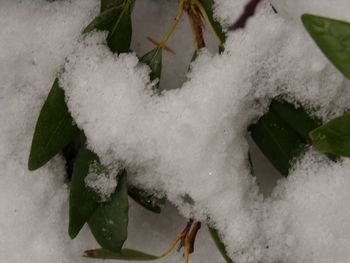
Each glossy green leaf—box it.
[88,171,128,252]
[28,78,79,171]
[270,100,320,142]
[68,146,100,239]
[83,6,123,34]
[84,248,158,260]
[128,186,165,214]
[302,14,350,79]
[107,5,133,53]
[140,48,162,91]
[100,0,125,13]
[310,113,350,157]
[198,0,226,51]
[249,109,306,176]
[208,226,234,263]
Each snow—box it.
[2,0,350,263]
[85,160,120,201]
[263,151,350,263]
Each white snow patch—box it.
[3,0,350,262]
[85,160,121,201]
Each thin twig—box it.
[229,0,262,31]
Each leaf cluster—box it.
[27,1,350,262]
[28,0,232,262]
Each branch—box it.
[229,0,262,31]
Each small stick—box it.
[188,222,201,253]
[146,37,176,54]
[229,0,262,31]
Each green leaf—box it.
[198,0,226,50]
[310,113,350,157]
[248,151,254,176]
[84,248,158,260]
[270,100,320,142]
[249,108,306,176]
[28,78,79,171]
[140,48,162,90]
[107,5,133,53]
[62,132,86,180]
[100,0,125,13]
[302,14,350,79]
[88,170,128,252]
[208,226,234,263]
[83,6,123,34]
[191,49,199,62]
[128,186,165,214]
[68,146,100,239]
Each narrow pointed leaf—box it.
[270,100,320,142]
[28,78,79,170]
[69,146,100,239]
[310,113,350,157]
[128,186,165,214]
[249,109,306,176]
[88,171,128,252]
[208,226,234,263]
[62,132,85,181]
[302,14,350,79]
[83,6,123,34]
[140,48,162,90]
[107,8,132,53]
[84,248,158,260]
[191,49,199,62]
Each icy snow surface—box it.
[2,0,350,263]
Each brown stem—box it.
[177,219,194,251]
[188,222,201,253]
[185,2,206,50]
[229,0,262,31]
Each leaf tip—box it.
[83,249,96,258]
[68,227,78,240]
[301,13,314,26]
[28,155,39,171]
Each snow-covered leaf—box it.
[107,3,133,53]
[88,170,128,252]
[140,48,162,90]
[84,248,158,260]
[302,14,350,79]
[270,100,320,142]
[128,186,165,214]
[310,112,350,157]
[28,78,79,170]
[249,106,306,176]
[83,6,124,34]
[208,226,234,263]
[68,146,100,239]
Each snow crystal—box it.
[263,151,350,263]
[85,161,120,201]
